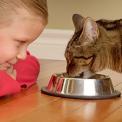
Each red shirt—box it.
[0,52,40,97]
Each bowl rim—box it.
[53,73,110,80]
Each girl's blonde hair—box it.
[0,0,48,25]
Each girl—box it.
[0,0,48,96]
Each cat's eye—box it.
[74,55,94,65]
[74,55,93,59]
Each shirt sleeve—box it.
[0,71,21,97]
[14,53,40,88]
[0,53,40,97]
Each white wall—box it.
[29,29,73,60]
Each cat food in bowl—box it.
[41,73,121,99]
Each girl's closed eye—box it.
[15,40,26,48]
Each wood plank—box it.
[9,98,88,122]
[8,98,122,122]
[63,99,122,122]
[103,107,122,122]
[0,85,59,122]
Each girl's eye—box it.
[15,40,26,48]
[20,41,26,44]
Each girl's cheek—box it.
[3,47,18,62]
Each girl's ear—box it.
[72,14,84,33]
[83,17,99,41]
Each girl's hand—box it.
[6,66,16,80]
[0,63,16,80]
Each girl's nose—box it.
[17,47,27,60]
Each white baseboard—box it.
[29,29,73,60]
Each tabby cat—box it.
[65,14,122,78]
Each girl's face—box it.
[0,11,45,65]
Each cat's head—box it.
[65,14,106,77]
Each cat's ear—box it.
[72,14,84,32]
[82,17,99,42]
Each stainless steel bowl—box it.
[41,73,121,99]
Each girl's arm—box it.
[14,52,40,88]
[0,71,21,97]
[0,52,40,97]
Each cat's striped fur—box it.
[65,14,122,77]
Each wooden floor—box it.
[0,59,122,122]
